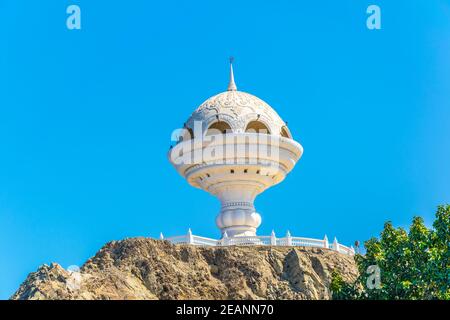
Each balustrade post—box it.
[270,230,277,246]
[187,228,194,244]
[323,235,329,248]
[332,237,339,251]
[221,231,229,246]
[286,230,292,246]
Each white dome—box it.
[185,90,290,137]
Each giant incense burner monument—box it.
[167,60,353,254]
[169,60,302,237]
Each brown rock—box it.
[11,238,357,300]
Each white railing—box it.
[159,229,355,256]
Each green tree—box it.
[332,205,450,300]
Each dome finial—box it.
[227,57,237,91]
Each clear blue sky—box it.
[1,0,449,299]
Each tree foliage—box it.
[332,205,450,300]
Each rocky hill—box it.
[11,238,357,300]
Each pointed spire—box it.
[227,57,237,91]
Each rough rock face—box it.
[11,238,357,300]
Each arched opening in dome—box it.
[280,126,291,139]
[206,121,232,136]
[178,127,194,142]
[245,121,270,134]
